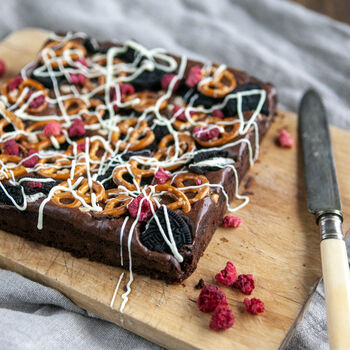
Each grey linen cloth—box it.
[0,0,350,349]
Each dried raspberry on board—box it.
[0,59,6,78]
[43,122,61,137]
[277,129,294,148]
[154,167,172,185]
[193,125,220,141]
[8,76,23,92]
[161,74,180,91]
[3,139,19,156]
[215,261,237,286]
[68,118,85,137]
[197,284,227,312]
[233,274,255,295]
[23,149,39,167]
[69,73,86,86]
[209,304,235,331]
[128,196,154,222]
[244,297,265,314]
[222,216,243,228]
[186,65,202,88]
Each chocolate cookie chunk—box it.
[189,150,229,174]
[131,68,164,90]
[141,207,192,254]
[0,184,24,206]
[22,179,60,196]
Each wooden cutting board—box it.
[0,28,349,350]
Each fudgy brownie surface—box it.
[0,32,277,283]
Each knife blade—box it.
[299,89,350,350]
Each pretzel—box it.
[1,79,22,104]
[18,79,48,114]
[80,99,105,125]
[124,91,167,113]
[154,132,195,170]
[0,110,24,138]
[112,119,155,151]
[22,121,66,150]
[173,173,209,204]
[40,40,87,69]
[101,188,132,216]
[51,178,105,208]
[193,117,240,147]
[198,67,236,98]
[154,184,191,213]
[63,97,87,116]
[113,159,155,191]
[89,139,112,161]
[173,111,207,131]
[0,154,27,180]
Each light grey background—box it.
[0,0,350,349]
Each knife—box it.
[299,89,350,350]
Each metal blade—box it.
[299,89,342,216]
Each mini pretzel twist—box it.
[18,79,48,114]
[173,111,207,131]
[21,120,66,150]
[113,159,156,191]
[173,173,209,205]
[124,91,167,113]
[101,188,133,216]
[154,184,191,213]
[40,40,87,69]
[63,97,87,116]
[193,117,240,147]
[80,99,105,125]
[0,110,24,139]
[198,67,236,98]
[154,132,195,171]
[0,154,27,180]
[51,178,105,208]
[112,119,155,151]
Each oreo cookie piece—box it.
[131,68,164,90]
[31,70,63,89]
[224,83,269,116]
[96,158,121,190]
[22,179,60,196]
[0,184,24,206]
[121,149,152,161]
[189,150,229,174]
[141,207,192,255]
[117,47,137,63]
[83,37,101,54]
[153,124,170,143]
[191,92,221,108]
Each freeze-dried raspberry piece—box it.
[68,118,85,137]
[223,216,243,228]
[120,83,135,96]
[43,122,61,137]
[244,297,265,314]
[8,76,23,92]
[154,167,172,185]
[76,58,88,67]
[193,125,220,141]
[233,274,255,295]
[172,105,194,122]
[69,73,86,86]
[186,65,202,88]
[27,91,45,108]
[27,181,42,189]
[277,129,294,148]
[195,178,202,186]
[197,284,227,312]
[212,109,224,118]
[215,261,237,286]
[209,305,234,331]
[161,74,180,91]
[77,142,86,152]
[23,149,39,167]
[128,196,154,222]
[3,139,19,156]
[0,59,6,78]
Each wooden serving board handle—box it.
[321,238,350,350]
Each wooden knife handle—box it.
[321,238,350,350]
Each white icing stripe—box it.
[110,272,125,309]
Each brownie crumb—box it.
[194,278,205,290]
[220,237,229,243]
[244,176,254,190]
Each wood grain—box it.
[1,29,350,350]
